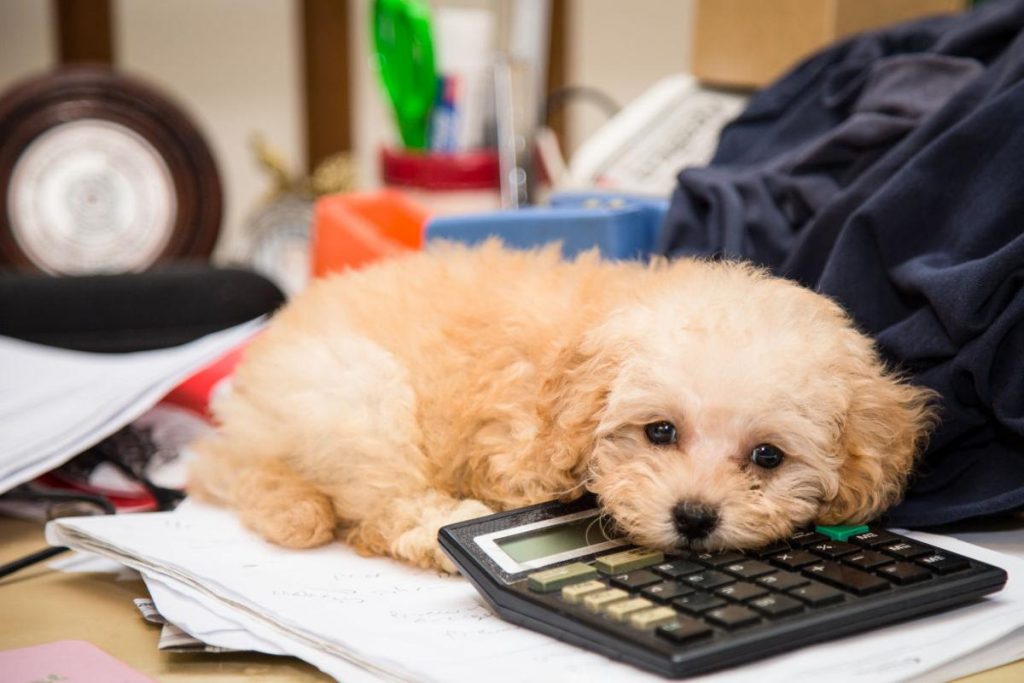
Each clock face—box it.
[0,67,222,274]
[7,119,178,274]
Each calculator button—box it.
[789,530,829,547]
[672,592,727,615]
[629,606,678,630]
[876,562,932,585]
[605,597,654,621]
[527,562,598,593]
[756,571,810,591]
[802,562,890,595]
[583,588,629,612]
[595,548,664,574]
[915,553,970,575]
[843,550,895,571]
[788,581,845,606]
[561,580,608,604]
[880,541,931,560]
[657,618,713,645]
[682,570,735,590]
[652,559,704,579]
[749,594,804,618]
[715,581,769,602]
[610,569,662,591]
[807,541,859,559]
[815,524,870,541]
[749,541,791,558]
[769,550,820,570]
[705,604,760,629]
[721,560,775,579]
[693,551,748,568]
[849,530,901,548]
[641,581,695,603]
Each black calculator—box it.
[438,495,1008,678]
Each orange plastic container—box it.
[311,189,431,278]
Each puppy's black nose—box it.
[673,503,719,539]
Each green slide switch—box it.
[815,524,870,541]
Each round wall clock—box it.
[0,67,222,274]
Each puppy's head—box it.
[573,261,936,551]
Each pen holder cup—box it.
[311,189,430,278]
[380,147,502,216]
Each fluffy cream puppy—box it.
[189,241,935,570]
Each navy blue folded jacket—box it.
[658,0,1024,527]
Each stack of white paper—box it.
[0,320,263,494]
[46,500,1024,683]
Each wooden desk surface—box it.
[1,515,1021,682]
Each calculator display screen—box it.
[495,515,618,563]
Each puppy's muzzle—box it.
[673,502,718,540]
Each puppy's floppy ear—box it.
[818,336,938,525]
[534,326,622,493]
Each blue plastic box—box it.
[425,192,668,261]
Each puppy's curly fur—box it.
[189,241,936,571]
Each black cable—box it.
[0,486,116,582]
[0,546,70,580]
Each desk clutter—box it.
[4,2,1024,680]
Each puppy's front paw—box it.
[248,494,337,549]
[392,525,459,573]
[389,498,494,573]
[448,499,494,524]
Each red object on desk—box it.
[311,189,430,277]
[162,342,250,419]
[379,147,499,191]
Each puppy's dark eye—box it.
[751,443,785,469]
[644,421,678,446]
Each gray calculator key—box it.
[843,550,895,571]
[721,560,775,579]
[915,553,970,575]
[705,604,760,629]
[789,530,828,547]
[693,551,748,568]
[657,618,713,645]
[802,561,890,595]
[653,560,704,579]
[849,530,901,547]
[807,541,859,559]
[756,571,810,591]
[641,581,695,603]
[788,581,845,606]
[610,569,663,590]
[715,581,769,602]
[682,570,735,589]
[673,592,727,615]
[880,541,931,560]
[877,562,932,585]
[769,550,820,570]
[749,594,804,618]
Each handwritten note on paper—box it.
[47,501,1024,683]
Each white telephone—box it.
[566,75,748,196]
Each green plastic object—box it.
[815,524,871,541]
[372,0,437,150]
